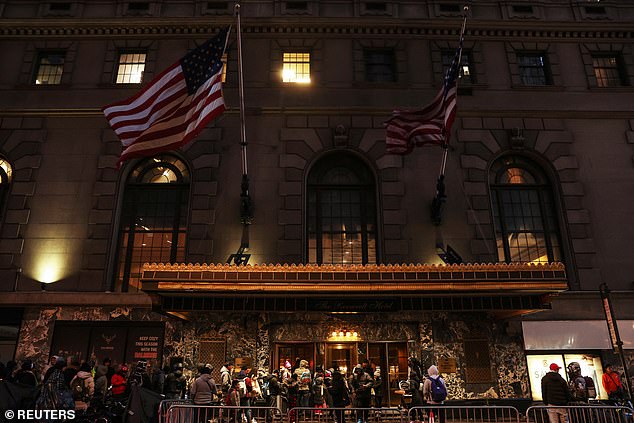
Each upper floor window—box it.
[34,51,65,85]
[282,52,311,84]
[442,49,475,84]
[307,153,378,265]
[517,53,551,86]
[114,155,190,292]
[592,54,628,87]
[116,51,146,84]
[0,158,12,211]
[490,156,562,264]
[364,48,396,83]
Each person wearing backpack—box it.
[236,369,254,423]
[294,359,312,415]
[423,365,447,423]
[70,362,95,411]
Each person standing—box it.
[191,365,217,423]
[15,360,38,387]
[602,364,626,402]
[294,359,312,411]
[373,369,383,408]
[70,362,95,412]
[423,365,447,423]
[328,370,350,423]
[350,364,373,423]
[541,363,570,423]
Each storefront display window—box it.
[527,353,606,400]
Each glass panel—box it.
[326,343,356,378]
[282,52,311,83]
[518,53,549,85]
[387,343,408,406]
[35,52,65,85]
[442,49,474,83]
[277,343,315,373]
[593,55,624,87]
[116,52,146,84]
[365,48,396,83]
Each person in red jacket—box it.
[111,365,128,397]
[602,364,625,401]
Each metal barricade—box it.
[158,399,192,423]
[287,407,405,423]
[526,405,634,423]
[407,406,521,423]
[165,404,284,423]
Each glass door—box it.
[276,343,315,371]
[387,343,408,406]
[326,343,357,378]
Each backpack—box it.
[584,376,597,399]
[429,377,447,402]
[237,378,252,398]
[71,376,90,402]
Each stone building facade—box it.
[1,0,634,402]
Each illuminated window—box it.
[442,49,475,84]
[592,54,627,87]
[518,53,552,86]
[34,51,65,85]
[221,53,227,83]
[307,153,377,265]
[282,52,311,83]
[116,52,146,84]
[114,155,190,292]
[490,156,562,264]
[0,158,12,212]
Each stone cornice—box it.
[0,18,632,41]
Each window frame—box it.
[33,50,66,85]
[489,157,563,264]
[282,51,311,84]
[442,48,475,84]
[114,155,190,293]
[591,53,628,87]
[306,153,379,265]
[115,50,147,84]
[363,47,397,83]
[517,52,552,86]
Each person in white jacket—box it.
[70,362,95,411]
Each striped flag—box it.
[103,28,230,166]
[385,35,464,155]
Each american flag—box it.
[385,35,464,155]
[103,28,230,165]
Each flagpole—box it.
[228,1,253,265]
[431,4,469,226]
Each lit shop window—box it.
[34,51,65,85]
[282,52,311,83]
[490,156,562,264]
[527,354,606,401]
[116,52,147,84]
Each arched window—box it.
[307,153,378,265]
[0,158,12,212]
[115,155,190,292]
[490,156,562,264]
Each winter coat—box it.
[313,377,327,405]
[602,371,623,396]
[373,375,383,396]
[328,378,350,407]
[112,373,127,396]
[220,366,231,391]
[71,371,95,410]
[191,374,217,405]
[15,370,38,387]
[165,370,186,397]
[294,360,311,391]
[350,372,374,401]
[94,365,108,399]
[541,371,570,406]
[151,368,165,394]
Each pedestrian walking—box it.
[541,363,570,423]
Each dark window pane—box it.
[364,48,396,83]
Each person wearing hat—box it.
[15,359,38,386]
[541,363,570,423]
[350,364,374,423]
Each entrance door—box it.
[276,343,315,371]
[326,343,357,378]
[366,342,408,406]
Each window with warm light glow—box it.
[116,52,147,84]
[490,156,562,264]
[0,158,12,218]
[34,51,65,85]
[282,52,311,83]
[442,49,475,84]
[592,54,627,87]
[307,153,377,265]
[114,155,190,292]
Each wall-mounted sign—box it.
[235,357,252,369]
[437,357,457,374]
[125,326,164,363]
[308,298,399,312]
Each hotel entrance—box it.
[273,340,409,406]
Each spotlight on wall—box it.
[436,243,463,265]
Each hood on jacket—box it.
[96,365,108,378]
[220,366,229,373]
[428,365,439,377]
[199,373,213,381]
[300,360,308,368]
